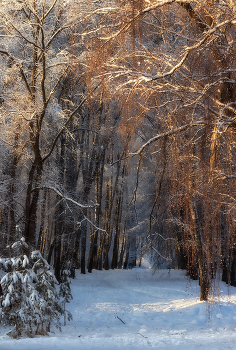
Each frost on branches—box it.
[0,237,72,338]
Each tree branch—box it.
[43,0,59,21]
[131,122,205,156]
[0,50,32,98]
[0,12,42,49]
[33,186,98,209]
[43,83,101,162]
[141,17,236,81]
[45,65,70,107]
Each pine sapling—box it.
[0,238,39,338]
[32,251,64,332]
[59,268,73,326]
[0,238,72,338]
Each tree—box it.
[59,267,73,326]
[31,250,64,333]
[0,237,65,338]
[97,0,236,299]
[0,237,35,338]
[0,0,106,253]
[1,0,236,303]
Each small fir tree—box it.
[31,250,64,333]
[59,268,73,326]
[0,237,39,338]
[0,237,71,338]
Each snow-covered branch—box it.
[131,122,205,156]
[43,83,101,162]
[0,50,32,97]
[77,218,107,234]
[33,186,98,209]
[140,17,236,81]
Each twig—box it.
[136,332,148,339]
[115,315,125,324]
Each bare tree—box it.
[96,0,236,299]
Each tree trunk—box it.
[87,148,105,273]
[24,157,43,247]
[118,236,126,269]
[37,189,47,251]
[189,199,209,301]
[111,193,123,269]
[8,128,20,244]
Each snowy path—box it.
[1,268,236,349]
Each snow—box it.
[1,267,236,349]
[22,255,29,268]
[2,292,10,307]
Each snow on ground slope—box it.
[1,268,236,349]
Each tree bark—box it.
[189,200,209,301]
[111,193,123,269]
[24,156,43,247]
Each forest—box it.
[0,0,236,321]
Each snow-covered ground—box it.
[1,267,236,349]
